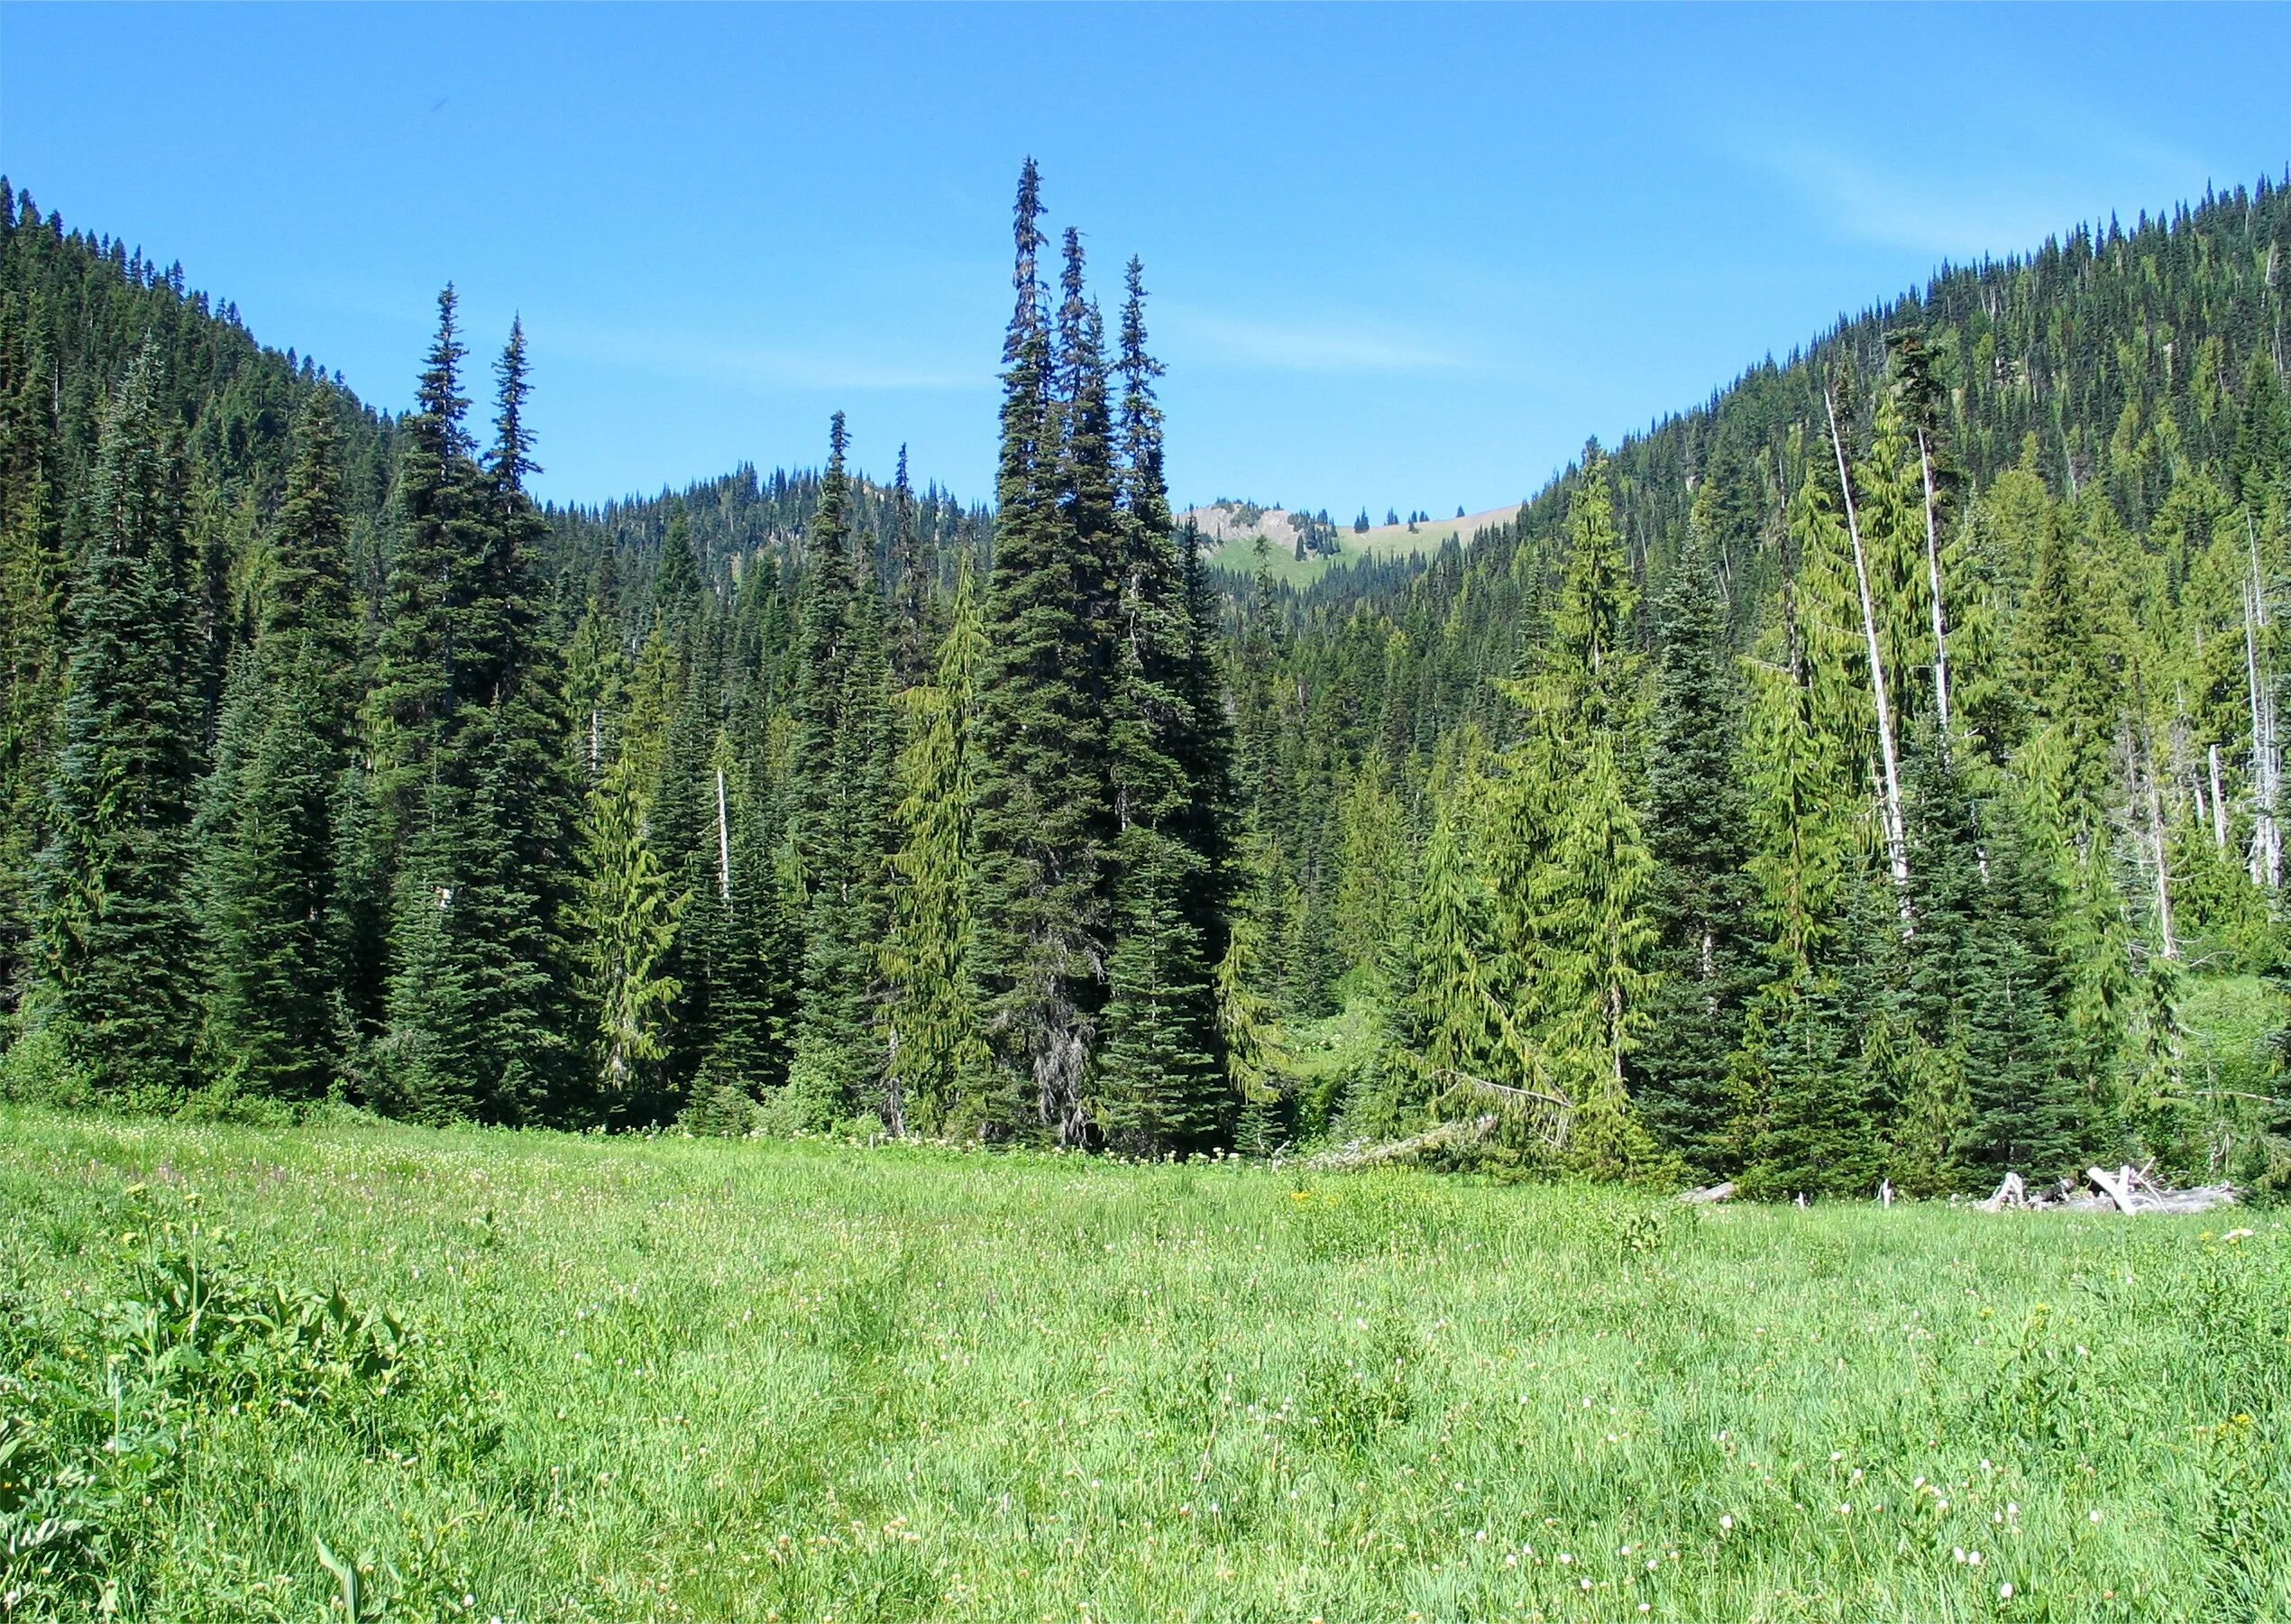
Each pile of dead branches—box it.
[1976,1164,2239,1215]
[1293,1115,1498,1173]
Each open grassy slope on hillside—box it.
[1194,503,1522,585]
[3,1107,2286,1621]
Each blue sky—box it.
[3,4,2286,515]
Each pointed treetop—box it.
[1118,258,1164,391]
[419,284,470,433]
[1005,160,1048,365]
[490,317,540,491]
[1013,158,1044,270]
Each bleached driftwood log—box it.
[1679,1182,1737,1205]
[1977,1171,2030,1211]
[2086,1164,2239,1215]
[1975,1164,2239,1215]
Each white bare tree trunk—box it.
[1917,427,1952,740]
[715,767,734,904]
[2210,742,2231,849]
[1826,390,1911,901]
[2244,515,2280,890]
[2144,729,2178,959]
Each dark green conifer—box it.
[1634,536,1763,1174]
[28,345,198,1102]
[786,414,896,1121]
[202,391,360,1098]
[1902,739,2089,1182]
[972,162,1118,1143]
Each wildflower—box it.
[1719,1514,1733,1531]
[2000,1583,2015,1600]
[2088,1510,2103,1524]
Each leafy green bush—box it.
[0,1237,422,1616]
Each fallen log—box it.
[1679,1182,1736,1205]
[1298,1115,1497,1173]
[1975,1165,2240,1215]
[1976,1171,2030,1212]
[2089,1164,2140,1215]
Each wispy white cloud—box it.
[1159,304,1471,376]
[1735,121,2217,262]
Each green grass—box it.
[4,1106,2288,1622]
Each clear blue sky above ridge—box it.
[3,3,2286,516]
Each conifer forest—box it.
[6,133,2291,1619]
[7,163,2291,1196]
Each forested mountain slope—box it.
[1234,170,2291,1194]
[4,164,2288,1197]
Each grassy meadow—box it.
[1201,506,1521,586]
[3,1106,2288,1622]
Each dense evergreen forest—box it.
[4,164,2289,1196]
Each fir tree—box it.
[29,344,198,1102]
[573,748,683,1113]
[202,391,360,1099]
[376,321,582,1124]
[1332,753,1409,992]
[0,289,62,998]
[1635,535,1763,1173]
[1902,739,2090,1183]
[1099,254,1230,1147]
[366,288,477,853]
[786,413,896,1121]
[1737,965,1879,1198]
[972,162,1118,1143]
[686,760,795,1121]
[883,564,989,1135]
[884,445,936,689]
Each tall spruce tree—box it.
[1634,534,1763,1173]
[1902,739,2090,1183]
[203,391,360,1099]
[571,747,683,1114]
[1099,254,1230,1152]
[883,564,988,1134]
[0,290,64,997]
[366,288,477,853]
[884,445,936,690]
[972,162,1118,1143]
[787,413,896,1122]
[376,317,582,1123]
[27,344,198,1102]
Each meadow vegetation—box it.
[4,1106,2287,1621]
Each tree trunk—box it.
[2144,727,2178,959]
[1917,427,1953,740]
[2210,742,2231,849]
[715,767,733,904]
[1826,390,1911,902]
[2244,515,2280,889]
